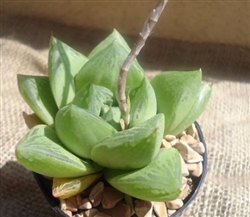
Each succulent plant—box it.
[16,30,211,204]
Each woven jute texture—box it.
[1,15,250,217]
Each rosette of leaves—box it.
[16,30,211,202]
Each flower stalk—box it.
[117,0,168,129]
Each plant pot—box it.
[33,122,207,217]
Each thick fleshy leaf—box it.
[104,148,182,202]
[15,125,102,178]
[49,37,88,108]
[101,107,122,131]
[129,77,157,128]
[151,70,212,135]
[91,114,165,170]
[88,29,131,59]
[75,40,145,96]
[17,75,58,127]
[52,173,102,199]
[55,105,117,159]
[72,83,113,116]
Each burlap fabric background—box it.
[1,12,250,217]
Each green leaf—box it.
[75,40,145,96]
[17,75,58,127]
[91,114,165,170]
[129,77,157,128]
[101,107,122,131]
[55,104,117,159]
[49,37,88,108]
[88,29,131,59]
[151,70,212,135]
[72,83,113,116]
[104,148,182,202]
[15,125,102,178]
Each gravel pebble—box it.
[66,196,78,212]
[180,134,198,146]
[63,209,73,217]
[161,139,172,149]
[124,194,135,215]
[101,187,124,209]
[83,208,99,217]
[135,200,153,217]
[166,199,184,210]
[174,140,202,163]
[79,198,92,210]
[186,123,196,138]
[167,209,176,216]
[89,182,104,207]
[179,154,189,176]
[113,202,131,217]
[164,135,176,142]
[153,202,168,217]
[94,212,110,217]
[191,161,203,177]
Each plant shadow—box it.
[0,161,56,217]
[139,37,250,83]
[3,14,249,85]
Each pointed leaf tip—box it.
[15,125,102,178]
[17,74,58,127]
[151,70,211,135]
[48,37,88,108]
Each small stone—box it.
[76,194,83,206]
[170,139,178,146]
[166,199,183,210]
[153,202,168,217]
[176,131,186,138]
[179,154,189,176]
[83,208,99,217]
[89,182,104,207]
[186,123,196,137]
[124,194,135,215]
[164,135,176,142]
[167,209,176,216]
[134,200,153,217]
[66,196,78,212]
[94,212,110,217]
[161,139,172,149]
[101,187,124,209]
[81,188,92,198]
[195,132,200,143]
[79,198,92,210]
[191,161,203,177]
[107,201,131,217]
[63,210,73,217]
[193,142,205,154]
[186,154,203,163]
[178,179,192,199]
[182,177,187,186]
[60,198,67,211]
[180,134,198,147]
[185,163,197,172]
[173,140,203,163]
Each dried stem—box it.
[117,0,168,129]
